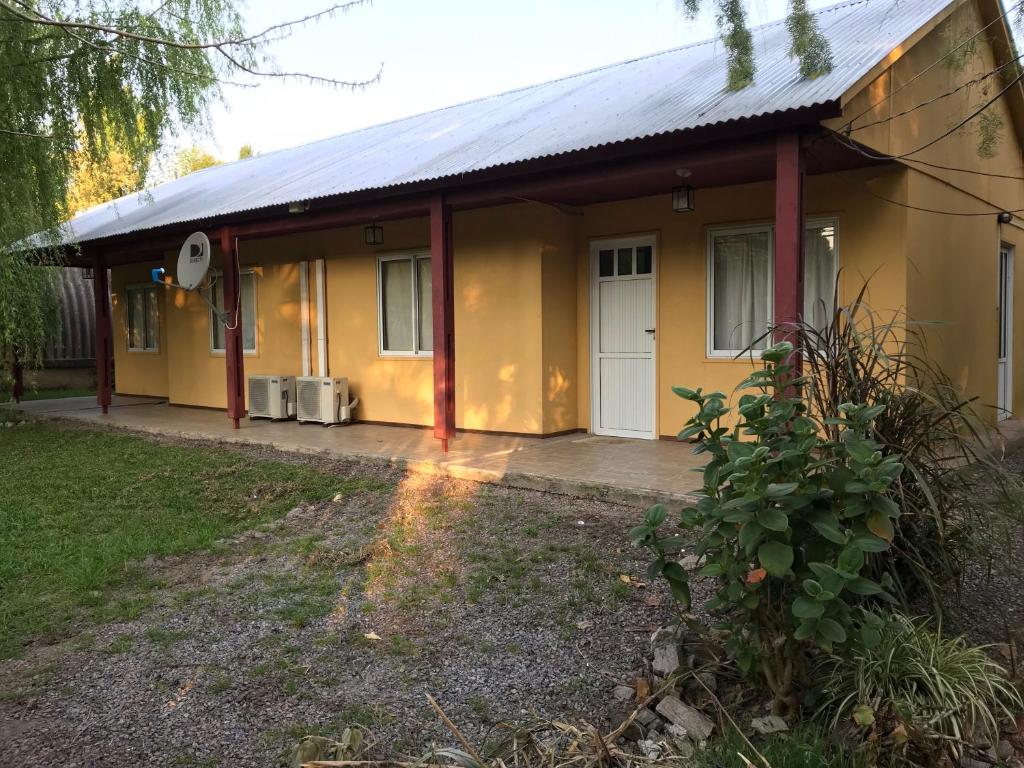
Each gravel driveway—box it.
[0,457,674,767]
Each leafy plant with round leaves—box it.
[630,342,903,715]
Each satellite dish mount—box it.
[151,231,232,325]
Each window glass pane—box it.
[598,249,614,277]
[636,246,652,275]
[804,224,837,333]
[144,288,159,350]
[417,258,433,352]
[381,259,414,352]
[127,288,144,350]
[241,273,256,352]
[712,231,771,351]
[211,280,225,351]
[617,248,633,276]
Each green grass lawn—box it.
[0,422,379,658]
[1,386,96,402]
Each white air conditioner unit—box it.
[296,376,358,425]
[248,375,297,420]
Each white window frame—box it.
[207,268,258,355]
[706,217,839,358]
[376,251,433,358]
[125,283,160,353]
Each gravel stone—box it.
[0,432,678,767]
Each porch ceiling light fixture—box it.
[365,223,384,245]
[672,185,695,213]
[288,200,310,214]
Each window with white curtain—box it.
[126,285,159,352]
[208,270,257,353]
[707,219,838,356]
[378,253,432,356]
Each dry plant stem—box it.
[691,673,773,768]
[604,674,681,741]
[305,762,452,768]
[427,694,487,767]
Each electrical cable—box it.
[845,53,1024,134]
[836,67,1024,161]
[839,0,1024,133]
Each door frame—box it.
[589,234,658,439]
[998,243,1014,421]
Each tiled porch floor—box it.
[10,396,703,505]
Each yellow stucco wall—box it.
[825,0,1024,423]
[573,168,909,437]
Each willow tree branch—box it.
[0,126,53,139]
[0,0,371,52]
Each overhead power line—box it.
[832,67,1024,161]
[839,0,1024,134]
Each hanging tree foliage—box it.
[0,0,376,375]
[678,0,833,90]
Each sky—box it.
[192,0,840,160]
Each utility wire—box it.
[807,145,1021,217]
[828,131,1024,181]
[832,67,1024,161]
[846,53,1024,133]
[839,0,1024,133]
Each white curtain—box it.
[381,259,414,352]
[144,287,159,350]
[240,273,256,352]
[713,231,771,351]
[804,225,837,332]
[417,257,433,352]
[128,288,145,350]
[210,273,256,352]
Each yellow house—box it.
[57,0,1024,447]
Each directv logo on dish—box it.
[189,244,203,262]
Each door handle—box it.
[644,329,656,334]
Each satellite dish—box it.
[177,232,211,290]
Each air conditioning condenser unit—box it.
[248,375,296,420]
[296,376,358,425]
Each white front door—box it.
[998,244,1014,421]
[590,236,656,438]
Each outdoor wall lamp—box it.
[998,212,1014,224]
[365,223,384,245]
[287,201,310,214]
[672,185,695,213]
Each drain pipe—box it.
[299,260,311,377]
[315,258,328,376]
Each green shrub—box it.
[816,614,1022,765]
[788,286,1023,608]
[631,342,902,715]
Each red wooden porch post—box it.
[774,130,805,371]
[219,228,245,429]
[430,192,455,452]
[92,252,113,413]
[11,351,23,403]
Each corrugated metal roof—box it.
[62,0,950,244]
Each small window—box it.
[378,253,432,356]
[598,249,614,277]
[636,246,653,275]
[617,248,633,276]
[209,271,257,353]
[126,285,159,352]
[707,219,839,357]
